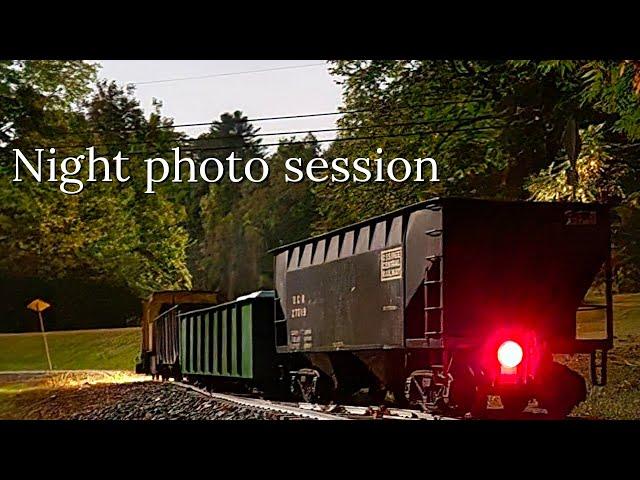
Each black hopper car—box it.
[138,198,613,417]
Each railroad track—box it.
[172,381,346,420]
[172,380,458,421]
[1,371,456,420]
[2,371,556,419]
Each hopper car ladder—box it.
[423,227,444,338]
[404,208,449,410]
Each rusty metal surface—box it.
[140,290,217,354]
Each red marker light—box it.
[497,340,523,368]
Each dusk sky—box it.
[97,60,344,146]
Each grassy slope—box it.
[0,328,140,371]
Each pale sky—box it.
[96,60,344,147]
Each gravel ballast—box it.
[69,382,288,420]
[1,373,291,420]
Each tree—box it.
[0,60,98,280]
[191,111,266,293]
[580,60,640,140]
[0,60,97,140]
[78,81,192,294]
[198,129,319,300]
[313,60,617,229]
[0,75,191,296]
[526,124,626,203]
[243,134,320,283]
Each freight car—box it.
[136,290,218,376]
[139,198,614,418]
[273,197,613,416]
[139,291,279,386]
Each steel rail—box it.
[172,381,459,420]
[172,381,346,420]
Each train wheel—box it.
[291,369,325,403]
[404,369,452,413]
[467,385,491,419]
[300,384,317,403]
[535,362,587,419]
[499,393,530,418]
[172,362,183,382]
[448,364,489,417]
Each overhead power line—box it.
[182,125,504,153]
[72,124,506,159]
[129,63,327,86]
[49,114,502,152]
[52,98,489,138]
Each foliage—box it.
[197,116,319,299]
[80,81,192,293]
[579,60,640,140]
[0,73,191,297]
[0,60,97,140]
[313,60,598,229]
[526,124,626,202]
[2,59,640,306]
[310,60,640,292]
[188,111,265,292]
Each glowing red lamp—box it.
[497,340,523,368]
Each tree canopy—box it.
[0,64,191,297]
[2,59,639,318]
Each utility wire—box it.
[128,62,327,86]
[77,124,505,158]
[229,99,485,124]
[50,98,489,138]
[48,114,502,152]
[185,125,504,153]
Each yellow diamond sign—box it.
[27,299,51,313]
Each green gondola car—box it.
[178,291,278,386]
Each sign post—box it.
[27,299,52,370]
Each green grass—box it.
[0,328,140,371]
[564,293,640,419]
